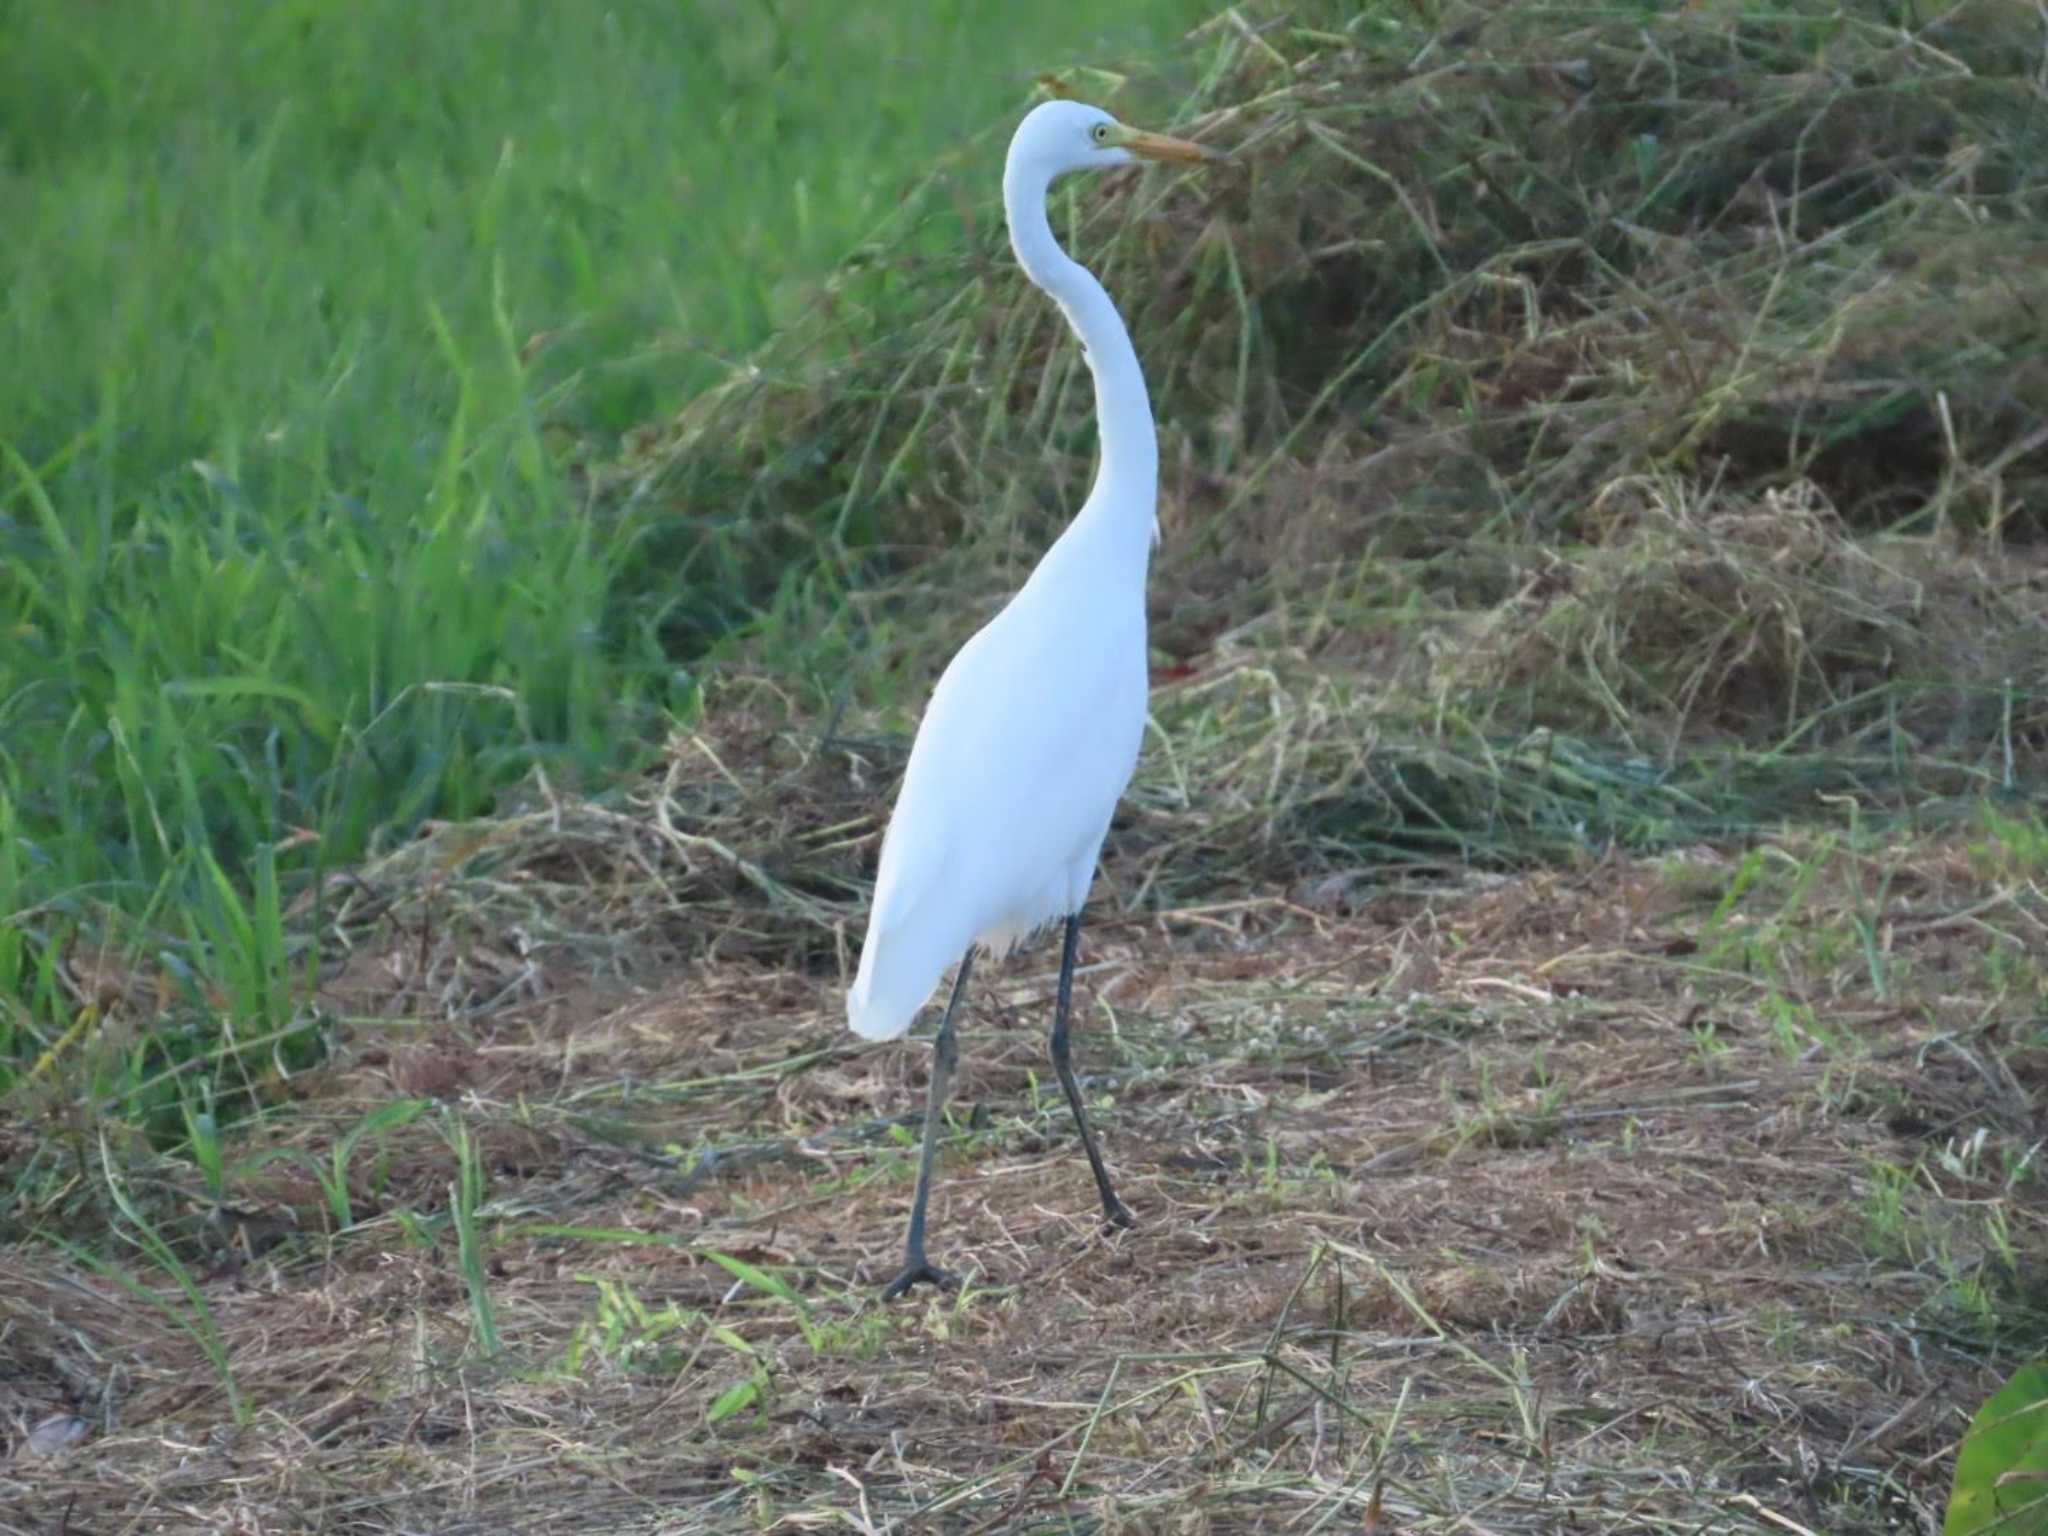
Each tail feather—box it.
[843,925,937,1048]
[847,900,968,1041]
[846,964,926,1041]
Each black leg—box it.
[881,949,976,1300]
[1049,914,1135,1230]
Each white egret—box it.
[848,100,1221,1299]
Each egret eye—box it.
[1090,122,1111,144]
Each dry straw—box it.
[619,0,2047,782]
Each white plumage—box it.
[844,100,1221,1298]
[844,483,1150,1040]
[849,98,1211,1041]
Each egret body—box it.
[847,101,1220,1299]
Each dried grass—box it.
[616,0,2048,769]
[6,836,2044,1532]
[1454,475,2048,748]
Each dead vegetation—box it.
[5,825,2045,1531]
[619,0,2048,767]
[1455,475,2048,747]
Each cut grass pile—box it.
[5,821,2044,1530]
[638,0,2048,761]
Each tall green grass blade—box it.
[444,1112,503,1360]
[78,1130,247,1424]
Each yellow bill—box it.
[1111,125,1226,164]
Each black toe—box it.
[880,1257,958,1301]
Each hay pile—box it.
[615,0,2048,774]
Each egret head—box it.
[1006,99,1221,187]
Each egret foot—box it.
[880,1257,957,1301]
[1103,1198,1137,1232]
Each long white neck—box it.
[1002,159,1158,542]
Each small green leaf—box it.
[705,1375,761,1424]
[161,675,339,737]
[705,1323,756,1359]
[700,1248,823,1351]
[702,1249,804,1310]
[1946,1363,2048,1536]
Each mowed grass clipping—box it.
[646,0,2048,763]
[7,824,2045,1530]
[0,0,1210,1073]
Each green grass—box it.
[0,0,1210,1076]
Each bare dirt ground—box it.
[5,824,2043,1533]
